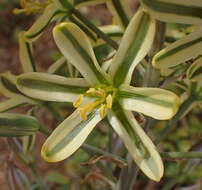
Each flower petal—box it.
[41,109,102,162]
[153,28,202,72]
[106,0,132,28]
[141,0,202,25]
[0,98,27,113]
[0,72,23,98]
[0,113,40,136]
[17,72,89,102]
[187,57,202,81]
[108,103,164,181]
[24,3,61,41]
[96,25,123,46]
[118,84,180,120]
[53,22,110,85]
[109,9,156,86]
[19,32,36,72]
[48,56,79,77]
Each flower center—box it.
[73,85,117,120]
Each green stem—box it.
[162,151,202,159]
[29,163,47,190]
[81,144,127,167]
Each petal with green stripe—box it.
[53,22,110,85]
[19,32,36,72]
[0,72,23,97]
[106,0,132,28]
[48,57,77,77]
[187,57,202,81]
[141,0,202,25]
[0,98,27,113]
[24,3,60,41]
[118,85,180,120]
[108,104,164,181]
[153,28,202,71]
[109,9,156,86]
[17,73,89,102]
[0,113,40,136]
[96,25,123,46]
[41,109,102,162]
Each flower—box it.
[16,9,180,181]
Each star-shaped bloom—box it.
[17,9,180,181]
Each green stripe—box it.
[1,76,22,94]
[107,32,123,38]
[25,10,59,39]
[0,117,39,128]
[113,13,150,86]
[118,90,173,107]
[69,15,97,42]
[0,103,27,113]
[18,78,88,94]
[60,27,108,84]
[142,0,202,18]
[112,103,149,159]
[111,0,129,28]
[46,111,96,156]
[25,42,36,72]
[155,37,202,63]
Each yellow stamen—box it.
[106,94,113,109]
[73,95,83,108]
[78,108,87,120]
[86,88,105,97]
[99,104,107,118]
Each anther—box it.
[106,94,113,109]
[73,95,83,108]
